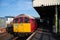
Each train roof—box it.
[15,14,35,19]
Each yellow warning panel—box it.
[13,23,18,32]
[18,23,24,32]
[23,23,31,32]
[13,23,31,33]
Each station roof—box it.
[33,0,60,7]
[5,16,14,18]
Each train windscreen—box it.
[25,17,29,23]
[14,18,18,23]
[20,17,23,23]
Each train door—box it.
[18,17,24,32]
[24,17,31,32]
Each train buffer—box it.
[27,29,60,40]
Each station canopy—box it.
[33,0,60,7]
[33,0,60,33]
[33,0,60,18]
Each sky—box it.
[0,0,40,17]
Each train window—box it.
[20,17,23,23]
[14,18,18,23]
[25,17,29,23]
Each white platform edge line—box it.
[26,32,36,40]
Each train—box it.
[6,14,39,37]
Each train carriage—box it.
[7,14,37,37]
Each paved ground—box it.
[28,29,60,40]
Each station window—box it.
[25,17,29,23]
[20,17,23,23]
[14,18,18,23]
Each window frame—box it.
[13,18,19,23]
[19,17,23,23]
[24,17,30,23]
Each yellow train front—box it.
[7,14,37,37]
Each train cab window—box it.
[20,17,23,23]
[14,18,18,23]
[25,17,29,23]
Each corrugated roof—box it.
[33,0,60,7]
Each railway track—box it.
[0,32,29,40]
[13,34,31,40]
[12,37,18,40]
[0,32,30,40]
[0,32,14,40]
